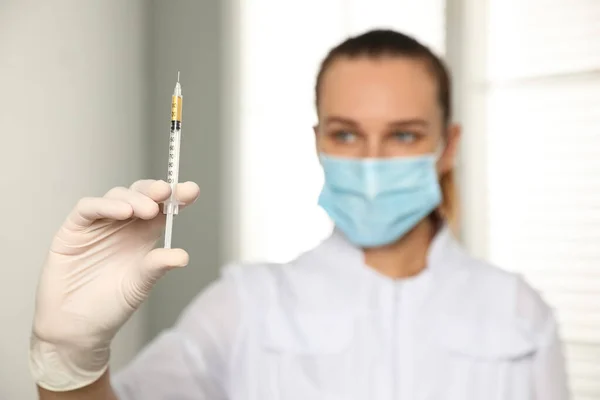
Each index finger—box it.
[131,179,200,208]
[130,179,171,203]
[67,197,133,229]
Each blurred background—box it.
[0,0,599,398]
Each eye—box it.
[332,130,357,143]
[392,131,419,143]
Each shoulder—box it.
[219,239,353,312]
[468,256,551,323]
[220,260,284,299]
[439,249,555,347]
[175,255,318,327]
[219,256,318,309]
[173,259,286,326]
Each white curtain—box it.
[483,0,600,397]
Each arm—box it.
[38,371,117,400]
[532,314,570,400]
[111,277,240,400]
[514,277,570,399]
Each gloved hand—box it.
[29,179,200,392]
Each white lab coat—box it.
[112,226,570,399]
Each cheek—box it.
[315,135,335,153]
[315,134,332,153]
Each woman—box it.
[31,30,569,400]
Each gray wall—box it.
[0,1,230,397]
[146,0,226,338]
[0,1,150,398]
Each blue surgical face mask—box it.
[318,153,442,248]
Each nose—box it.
[363,137,385,158]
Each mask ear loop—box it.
[433,141,447,162]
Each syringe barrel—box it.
[164,128,182,216]
[163,77,183,219]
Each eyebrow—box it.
[323,116,429,128]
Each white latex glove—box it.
[29,179,200,392]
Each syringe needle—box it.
[163,73,183,249]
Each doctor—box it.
[31,29,569,399]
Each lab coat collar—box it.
[322,223,464,282]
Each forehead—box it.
[318,56,440,121]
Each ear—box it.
[437,123,461,174]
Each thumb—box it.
[143,247,189,274]
[124,248,189,309]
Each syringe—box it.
[163,72,183,249]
